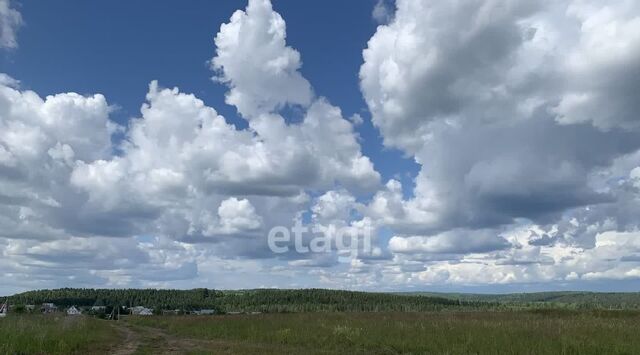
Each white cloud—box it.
[212,0,312,118]
[217,197,263,234]
[0,0,21,49]
[311,190,357,223]
[351,0,640,288]
[372,0,393,25]
[360,0,640,234]
[389,229,510,255]
[552,0,640,130]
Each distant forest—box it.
[6,288,640,313]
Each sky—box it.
[0,0,639,295]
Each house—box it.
[130,306,153,316]
[90,306,106,312]
[66,306,81,316]
[194,309,216,315]
[0,300,7,318]
[25,305,36,312]
[139,308,153,316]
[42,303,58,314]
[161,309,180,315]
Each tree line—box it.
[8,288,221,311]
[12,288,637,313]
[7,288,469,313]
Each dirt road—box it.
[108,319,316,354]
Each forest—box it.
[6,288,640,313]
[6,288,460,313]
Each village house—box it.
[193,309,216,315]
[130,306,153,316]
[41,303,58,314]
[161,309,181,315]
[0,301,7,318]
[66,306,81,316]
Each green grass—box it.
[0,315,117,355]
[127,310,640,354]
[3,311,640,354]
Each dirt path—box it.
[109,322,142,355]
[108,319,325,354]
[108,320,211,355]
[139,324,202,354]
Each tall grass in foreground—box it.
[0,315,116,354]
[129,310,640,354]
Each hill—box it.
[6,288,459,313]
[400,291,640,309]
[6,288,640,313]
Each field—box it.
[2,310,640,354]
[0,315,117,354]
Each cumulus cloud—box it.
[0,0,21,49]
[0,74,117,242]
[212,0,312,118]
[217,197,263,234]
[68,80,378,240]
[553,0,640,130]
[389,229,511,255]
[372,0,393,25]
[360,0,640,231]
[354,0,640,287]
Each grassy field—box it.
[0,315,117,354]
[2,310,639,354]
[126,310,640,354]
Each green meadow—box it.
[126,310,640,354]
[0,315,116,354]
[2,310,640,354]
[3,289,640,354]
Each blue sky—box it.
[1,0,640,294]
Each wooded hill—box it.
[6,288,640,312]
[6,288,460,313]
[402,291,640,310]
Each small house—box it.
[42,303,58,314]
[162,309,180,315]
[139,308,153,316]
[130,306,153,316]
[194,309,216,315]
[67,306,81,316]
[0,301,7,318]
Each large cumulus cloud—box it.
[360,0,640,230]
[212,0,312,118]
[358,0,640,286]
